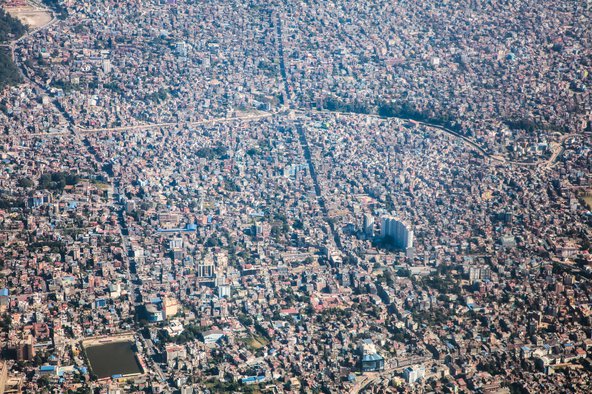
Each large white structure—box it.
[198,255,215,277]
[381,216,414,250]
[403,365,426,384]
[363,214,374,237]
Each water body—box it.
[85,341,142,379]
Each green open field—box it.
[239,334,268,351]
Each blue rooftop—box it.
[362,353,384,362]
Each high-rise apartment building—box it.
[381,216,414,250]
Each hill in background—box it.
[0,6,27,89]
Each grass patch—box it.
[239,334,268,351]
[582,195,592,210]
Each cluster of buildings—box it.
[0,107,589,392]
[3,0,282,130]
[279,0,591,161]
[0,0,591,393]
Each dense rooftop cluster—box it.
[0,0,591,393]
[12,0,281,129]
[282,0,591,160]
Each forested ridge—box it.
[0,6,27,89]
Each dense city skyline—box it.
[0,0,591,393]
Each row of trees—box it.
[0,195,25,209]
[319,96,463,133]
[171,323,208,345]
[377,101,462,133]
[195,145,229,160]
[325,97,566,136]
[38,172,81,191]
[504,118,543,133]
[323,97,372,114]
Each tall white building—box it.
[363,214,374,237]
[102,59,112,74]
[198,255,215,277]
[381,216,414,250]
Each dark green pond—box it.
[85,341,143,379]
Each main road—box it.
[0,110,280,139]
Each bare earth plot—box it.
[5,3,51,30]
